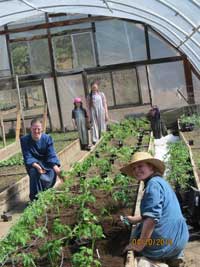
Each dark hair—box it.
[74,102,83,109]
[90,80,99,88]
[31,117,42,126]
[89,80,100,108]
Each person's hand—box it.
[38,168,46,174]
[53,165,61,176]
[126,215,142,224]
[33,163,46,174]
[123,242,144,254]
[105,114,109,122]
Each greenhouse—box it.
[0,1,200,267]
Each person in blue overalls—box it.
[72,97,90,151]
[20,118,61,201]
[121,152,189,267]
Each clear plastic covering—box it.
[148,61,188,109]
[0,0,199,72]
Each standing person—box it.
[147,105,162,139]
[20,118,61,201]
[87,80,109,145]
[121,152,189,266]
[72,97,90,151]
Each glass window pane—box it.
[87,72,114,106]
[95,19,130,65]
[53,35,73,71]
[29,39,51,74]
[112,69,140,105]
[72,32,96,68]
[148,61,187,109]
[20,85,44,110]
[11,39,51,75]
[44,78,61,130]
[11,42,31,75]
[0,88,18,110]
[137,66,150,104]
[57,75,85,130]
[0,35,10,76]
[125,22,147,61]
[148,28,180,59]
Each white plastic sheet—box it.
[0,0,200,72]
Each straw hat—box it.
[120,151,165,177]
[74,97,82,104]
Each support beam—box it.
[183,58,195,104]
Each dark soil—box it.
[3,133,148,267]
[4,187,134,267]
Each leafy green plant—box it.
[95,158,111,175]
[179,114,200,129]
[38,239,63,266]
[117,146,132,162]
[17,253,36,267]
[72,247,101,267]
[165,141,193,189]
[0,152,24,167]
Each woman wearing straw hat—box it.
[121,152,189,266]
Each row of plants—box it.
[0,153,24,167]
[0,117,150,267]
[165,141,194,190]
[179,114,200,131]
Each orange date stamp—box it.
[132,238,173,246]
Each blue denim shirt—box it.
[133,175,189,260]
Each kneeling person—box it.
[20,118,61,201]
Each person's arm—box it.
[32,162,45,174]
[53,164,61,177]
[45,135,60,167]
[85,95,91,122]
[101,92,109,121]
[124,180,163,253]
[124,217,155,252]
[126,215,142,224]
[72,119,77,129]
[20,136,40,168]
[132,217,156,251]
[72,110,77,129]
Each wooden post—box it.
[16,75,26,135]
[15,105,21,141]
[0,116,6,147]
[42,103,48,133]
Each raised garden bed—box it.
[0,118,151,267]
[165,134,200,267]
[178,115,200,189]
